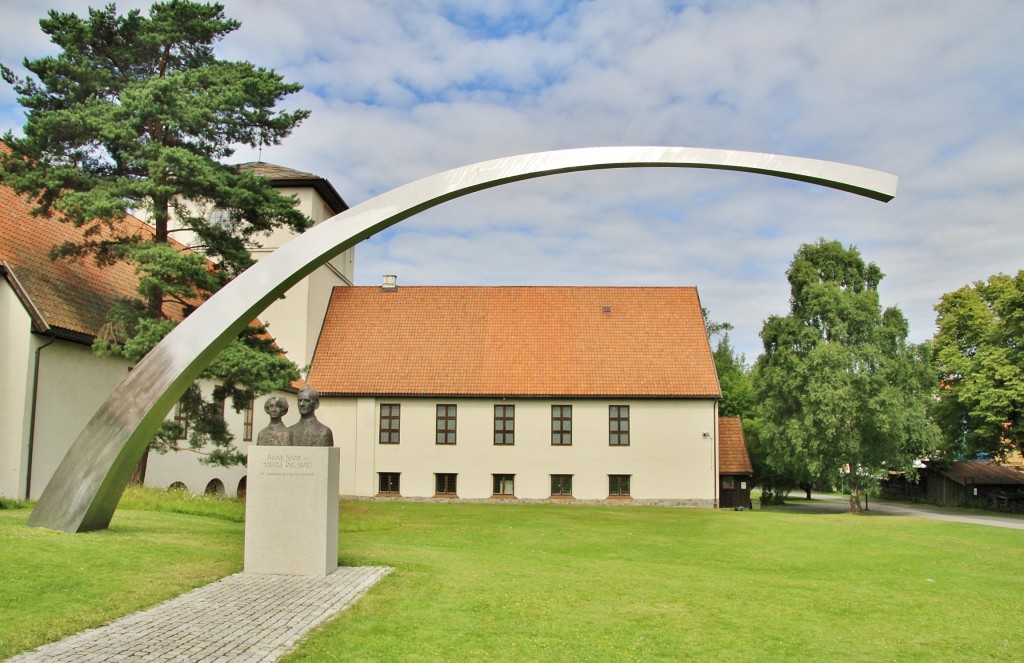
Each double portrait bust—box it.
[256,387,334,447]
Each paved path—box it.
[768,493,1024,530]
[6,566,391,663]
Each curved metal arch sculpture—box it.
[28,146,897,532]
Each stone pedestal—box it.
[244,446,340,576]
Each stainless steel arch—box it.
[27,146,897,532]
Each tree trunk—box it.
[129,449,149,485]
[848,487,863,513]
[148,195,170,318]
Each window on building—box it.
[494,404,515,445]
[550,474,573,497]
[435,473,458,496]
[174,402,189,440]
[436,404,457,444]
[609,405,630,446]
[493,474,515,496]
[379,404,400,444]
[243,399,254,442]
[378,472,400,495]
[609,474,631,497]
[551,405,572,445]
[722,476,736,489]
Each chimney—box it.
[381,274,398,292]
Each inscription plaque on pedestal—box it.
[244,446,340,576]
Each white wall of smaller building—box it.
[29,339,132,500]
[0,282,35,498]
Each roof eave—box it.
[1,260,50,333]
[269,177,349,215]
[311,392,721,400]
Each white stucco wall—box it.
[29,340,132,500]
[0,282,35,499]
[316,396,720,504]
[249,186,354,369]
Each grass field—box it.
[1,490,1022,662]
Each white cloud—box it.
[2,0,1022,360]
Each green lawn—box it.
[2,491,1021,662]
[0,491,243,658]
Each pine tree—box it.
[0,1,310,472]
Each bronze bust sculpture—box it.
[288,387,334,447]
[256,395,292,446]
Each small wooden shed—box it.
[718,416,753,509]
[924,461,1024,512]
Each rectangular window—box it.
[243,399,254,442]
[550,474,573,497]
[551,405,572,445]
[609,474,631,497]
[435,473,458,496]
[174,402,189,440]
[492,474,515,496]
[609,405,630,446]
[494,404,515,445]
[379,404,400,444]
[378,472,400,495]
[722,476,736,489]
[436,404,457,444]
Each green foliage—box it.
[701,305,734,340]
[0,497,31,510]
[0,1,310,468]
[933,270,1024,460]
[702,307,753,419]
[0,2,310,244]
[711,332,754,419]
[752,239,941,511]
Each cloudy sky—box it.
[2,0,1021,361]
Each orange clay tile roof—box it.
[0,174,159,340]
[307,286,721,398]
[1,147,317,343]
[718,416,753,475]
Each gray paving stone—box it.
[5,566,391,663]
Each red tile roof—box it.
[0,172,156,339]
[718,416,753,474]
[1,148,321,343]
[307,286,721,398]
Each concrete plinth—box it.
[244,446,340,576]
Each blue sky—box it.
[2,0,1022,361]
